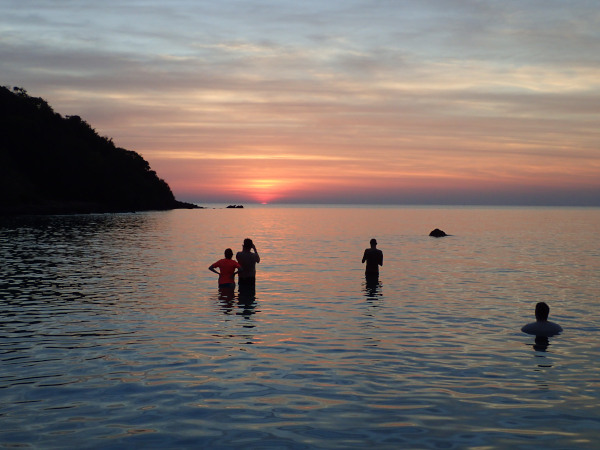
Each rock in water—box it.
[429,228,448,237]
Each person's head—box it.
[370,238,377,247]
[224,248,233,259]
[243,238,253,250]
[535,302,550,321]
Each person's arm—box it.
[362,250,367,264]
[379,251,383,267]
[209,263,219,274]
[253,245,260,263]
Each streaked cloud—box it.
[1,0,599,205]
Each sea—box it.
[1,205,599,449]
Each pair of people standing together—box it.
[209,238,260,288]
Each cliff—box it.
[0,86,198,214]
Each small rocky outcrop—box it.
[429,228,448,237]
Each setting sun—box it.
[8,1,599,207]
[246,178,286,204]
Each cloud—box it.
[1,0,599,205]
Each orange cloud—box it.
[6,1,599,205]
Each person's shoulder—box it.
[521,322,536,334]
[522,321,562,337]
[547,321,563,332]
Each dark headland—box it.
[0,86,198,215]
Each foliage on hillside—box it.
[0,86,196,214]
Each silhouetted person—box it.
[236,238,260,289]
[362,238,383,277]
[521,302,563,337]
[209,248,241,289]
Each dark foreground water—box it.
[1,206,599,449]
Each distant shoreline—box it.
[4,202,598,216]
[0,200,201,216]
[182,203,600,210]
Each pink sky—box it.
[3,1,599,205]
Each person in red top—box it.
[209,248,241,288]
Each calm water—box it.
[1,206,599,449]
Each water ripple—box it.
[1,209,599,448]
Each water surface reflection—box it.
[215,286,259,320]
[1,208,599,449]
[363,275,382,300]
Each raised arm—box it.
[253,245,260,263]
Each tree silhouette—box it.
[0,86,197,214]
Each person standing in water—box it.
[362,238,383,276]
[236,238,260,288]
[209,248,241,289]
[521,302,563,337]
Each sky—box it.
[2,0,600,206]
